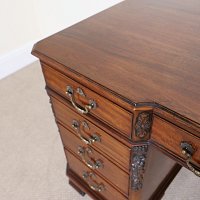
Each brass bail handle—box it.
[77,146,103,169]
[72,120,101,145]
[181,141,200,177]
[82,171,105,192]
[66,86,97,114]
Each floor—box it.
[0,61,200,200]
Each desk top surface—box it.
[33,0,200,125]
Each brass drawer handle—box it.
[181,141,200,177]
[78,146,103,169]
[66,86,96,114]
[72,120,101,145]
[82,171,105,192]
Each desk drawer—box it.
[66,150,127,200]
[58,123,129,195]
[50,95,130,171]
[42,64,132,137]
[152,115,200,175]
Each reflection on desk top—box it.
[32,0,200,126]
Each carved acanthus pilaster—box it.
[131,145,148,191]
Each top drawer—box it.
[152,115,200,176]
[42,64,133,138]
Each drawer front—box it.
[66,150,127,200]
[42,64,132,137]
[50,95,130,170]
[152,116,200,167]
[58,123,129,195]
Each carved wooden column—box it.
[131,144,148,191]
[132,107,153,141]
[129,107,181,200]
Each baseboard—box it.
[0,41,38,80]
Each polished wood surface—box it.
[66,150,127,200]
[31,0,200,199]
[33,0,200,126]
[58,123,129,195]
[152,115,200,165]
[42,63,133,137]
[47,87,133,147]
[50,94,131,171]
[67,167,104,200]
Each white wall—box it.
[0,0,123,79]
[0,0,40,55]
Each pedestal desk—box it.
[32,0,200,199]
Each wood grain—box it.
[67,167,106,200]
[47,87,133,147]
[31,0,200,199]
[42,63,133,137]
[152,115,200,165]
[50,95,131,171]
[58,123,129,195]
[32,0,200,126]
[66,150,127,200]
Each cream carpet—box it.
[0,61,200,200]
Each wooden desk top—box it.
[33,0,200,126]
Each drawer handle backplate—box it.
[181,141,200,177]
[72,120,101,145]
[78,146,103,169]
[66,86,97,114]
[82,171,105,192]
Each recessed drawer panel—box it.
[50,95,130,171]
[66,150,127,200]
[58,123,129,195]
[152,115,200,176]
[42,64,132,137]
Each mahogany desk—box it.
[32,0,200,199]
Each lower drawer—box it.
[58,123,129,195]
[50,95,130,171]
[66,150,127,200]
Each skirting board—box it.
[0,41,38,80]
